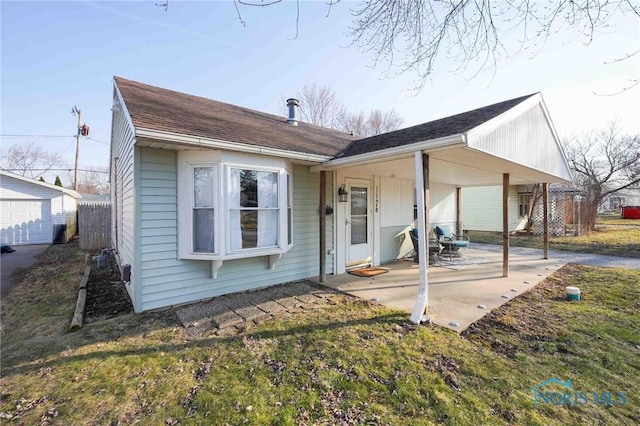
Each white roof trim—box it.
[310,134,466,171]
[134,128,333,163]
[0,170,82,199]
[113,81,135,132]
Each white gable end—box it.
[465,95,573,183]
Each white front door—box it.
[346,179,372,267]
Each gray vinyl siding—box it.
[137,147,331,312]
[462,186,522,232]
[110,89,138,308]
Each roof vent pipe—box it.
[286,98,299,126]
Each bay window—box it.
[178,151,293,262]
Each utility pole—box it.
[72,106,81,191]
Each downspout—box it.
[410,152,430,324]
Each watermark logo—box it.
[533,377,627,406]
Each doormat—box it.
[348,267,389,277]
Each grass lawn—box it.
[598,213,640,227]
[1,244,639,425]
[467,226,640,259]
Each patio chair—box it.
[409,228,441,264]
[434,225,470,259]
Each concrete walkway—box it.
[174,281,347,336]
[472,243,640,269]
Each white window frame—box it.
[191,163,219,256]
[518,192,531,218]
[177,151,293,261]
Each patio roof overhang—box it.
[311,144,572,187]
[311,93,573,187]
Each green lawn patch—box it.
[1,246,639,425]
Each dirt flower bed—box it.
[84,249,133,323]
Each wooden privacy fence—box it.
[78,203,111,250]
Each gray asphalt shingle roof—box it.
[334,94,537,159]
[114,77,356,157]
[115,77,536,160]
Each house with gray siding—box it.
[110,77,572,318]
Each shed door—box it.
[346,179,372,267]
[0,200,52,245]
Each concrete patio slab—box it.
[320,245,564,332]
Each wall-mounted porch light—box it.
[338,184,348,202]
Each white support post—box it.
[410,151,430,324]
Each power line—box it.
[86,137,110,145]
[2,168,109,174]
[1,134,110,145]
[1,134,74,138]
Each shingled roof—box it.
[334,93,537,159]
[114,77,356,157]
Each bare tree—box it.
[350,1,639,90]
[2,141,63,179]
[287,83,403,136]
[289,83,347,129]
[523,183,543,234]
[565,122,640,231]
[236,1,639,91]
[340,108,404,137]
[64,167,110,194]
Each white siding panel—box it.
[463,186,523,232]
[380,176,413,227]
[469,103,572,181]
[429,182,457,231]
[137,150,330,312]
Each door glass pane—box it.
[351,216,367,245]
[194,167,214,207]
[194,209,214,252]
[351,187,367,216]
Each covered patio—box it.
[313,93,573,325]
[320,244,565,331]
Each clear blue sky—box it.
[2,1,639,185]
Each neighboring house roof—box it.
[0,170,82,199]
[78,194,110,204]
[334,94,537,159]
[114,77,356,157]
